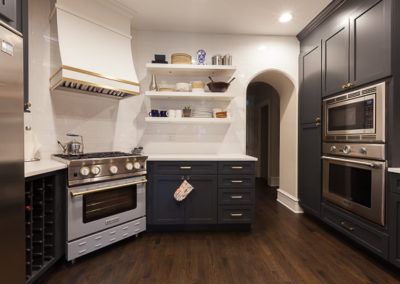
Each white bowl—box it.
[176,82,190,92]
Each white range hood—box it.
[49,1,140,99]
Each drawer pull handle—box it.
[134,228,140,232]
[79,249,87,254]
[231,180,243,183]
[340,221,354,231]
[78,241,87,246]
[122,226,129,230]
[95,236,102,240]
[230,213,243,217]
[180,166,192,169]
[95,243,102,248]
[231,166,243,169]
[134,222,140,226]
[122,233,129,237]
[109,231,116,235]
[231,195,243,199]
[110,238,116,242]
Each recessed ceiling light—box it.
[279,12,293,23]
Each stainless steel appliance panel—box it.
[322,156,385,226]
[0,22,24,284]
[323,82,385,142]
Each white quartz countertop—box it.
[25,159,67,178]
[388,168,400,174]
[147,154,258,161]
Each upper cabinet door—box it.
[322,23,350,96]
[349,0,391,87]
[300,42,322,124]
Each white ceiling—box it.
[111,0,331,36]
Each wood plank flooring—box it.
[41,180,400,284]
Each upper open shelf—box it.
[145,91,235,101]
[146,63,237,76]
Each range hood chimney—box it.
[49,1,140,99]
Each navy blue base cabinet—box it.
[147,161,255,229]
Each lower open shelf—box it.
[145,117,233,124]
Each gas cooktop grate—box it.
[53,151,139,160]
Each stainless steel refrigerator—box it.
[0,21,25,283]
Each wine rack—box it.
[25,171,65,284]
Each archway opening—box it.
[246,69,301,212]
[246,82,280,187]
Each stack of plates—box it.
[192,108,212,118]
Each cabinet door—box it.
[389,192,400,268]
[150,175,185,225]
[300,42,322,124]
[298,123,321,217]
[0,0,16,25]
[322,23,350,96]
[185,175,217,224]
[349,0,391,87]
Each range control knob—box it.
[80,167,90,176]
[343,145,352,154]
[360,147,367,154]
[125,162,134,171]
[91,166,101,175]
[330,146,337,152]
[109,165,118,175]
[134,162,141,170]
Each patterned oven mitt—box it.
[174,180,194,201]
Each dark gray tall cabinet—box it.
[298,0,400,267]
[298,42,322,217]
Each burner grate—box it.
[53,151,137,160]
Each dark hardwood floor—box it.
[41,180,400,284]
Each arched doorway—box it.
[245,69,302,213]
[246,82,280,187]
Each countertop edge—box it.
[25,160,67,178]
[147,155,258,161]
[388,168,400,174]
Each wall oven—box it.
[322,143,385,226]
[323,82,385,142]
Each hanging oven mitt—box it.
[174,180,194,201]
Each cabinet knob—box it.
[342,84,347,89]
[346,83,353,88]
[315,117,321,122]
[25,102,32,108]
[315,122,321,127]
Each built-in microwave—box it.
[323,82,385,142]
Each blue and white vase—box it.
[197,49,206,65]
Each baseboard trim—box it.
[276,189,304,214]
[268,176,279,187]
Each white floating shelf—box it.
[145,117,233,124]
[146,63,236,76]
[145,91,235,101]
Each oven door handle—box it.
[70,179,148,197]
[321,156,377,168]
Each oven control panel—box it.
[323,143,385,161]
[67,156,148,186]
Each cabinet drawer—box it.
[218,175,255,188]
[322,204,388,259]
[149,161,217,175]
[389,173,400,194]
[218,188,254,205]
[218,162,255,175]
[218,206,254,224]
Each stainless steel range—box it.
[53,151,148,262]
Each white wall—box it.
[115,31,299,156]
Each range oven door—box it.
[322,156,385,226]
[67,176,146,241]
